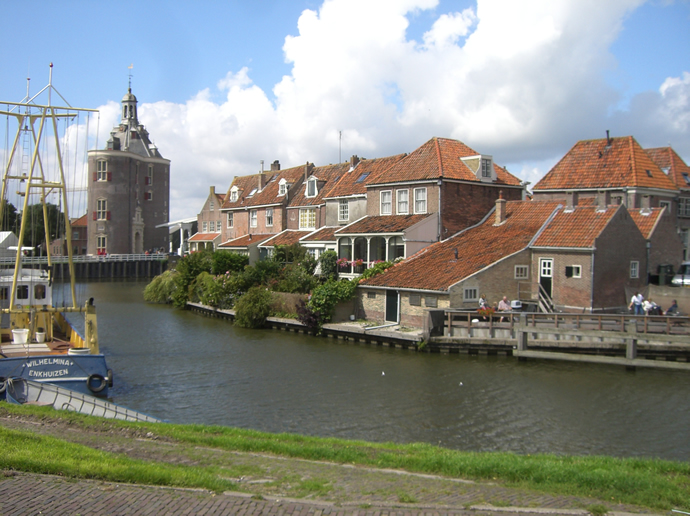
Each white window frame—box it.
[481,158,492,178]
[306,178,317,198]
[380,190,392,215]
[463,287,478,301]
[278,179,288,196]
[630,260,639,279]
[209,201,214,211]
[227,212,234,228]
[250,210,258,228]
[97,235,106,253]
[338,199,349,221]
[147,164,153,185]
[97,160,108,181]
[96,198,107,221]
[414,187,427,214]
[299,208,316,229]
[202,221,208,232]
[514,265,529,279]
[397,189,409,215]
[230,187,238,203]
[209,221,215,232]
[659,200,671,213]
[266,208,273,227]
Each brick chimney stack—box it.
[271,160,281,171]
[495,191,506,225]
[565,190,578,211]
[350,155,359,169]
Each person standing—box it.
[629,291,644,316]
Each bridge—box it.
[0,254,170,279]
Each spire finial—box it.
[128,63,133,91]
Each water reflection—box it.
[78,280,690,462]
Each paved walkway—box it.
[0,472,659,516]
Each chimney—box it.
[210,186,216,196]
[494,191,506,225]
[304,161,314,183]
[606,130,612,147]
[258,172,268,192]
[350,155,359,169]
[565,190,578,211]
[596,190,610,210]
[271,160,281,171]
[641,194,651,210]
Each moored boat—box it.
[0,65,112,397]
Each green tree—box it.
[17,203,63,251]
[212,251,249,275]
[0,200,19,234]
[171,250,214,308]
[234,286,273,328]
[318,250,338,280]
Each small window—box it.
[425,296,438,308]
[355,172,370,183]
[338,199,349,221]
[145,191,153,201]
[397,189,409,214]
[645,169,652,177]
[96,199,108,221]
[515,265,529,279]
[630,260,639,279]
[250,210,258,228]
[367,292,376,299]
[230,187,238,202]
[227,212,234,228]
[414,187,427,214]
[380,190,392,215]
[209,221,215,232]
[481,158,492,178]
[17,285,29,300]
[202,221,208,232]
[248,188,257,197]
[209,201,214,211]
[34,284,46,300]
[279,179,289,196]
[463,288,478,301]
[0,287,8,300]
[565,265,582,278]
[97,160,108,181]
[659,200,671,212]
[300,208,316,229]
[306,178,317,197]
[266,208,273,227]
[146,165,153,185]
[409,293,421,306]
[97,235,107,254]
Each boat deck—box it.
[0,339,72,358]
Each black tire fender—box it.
[87,374,107,393]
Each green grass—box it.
[2,404,690,511]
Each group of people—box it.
[478,294,512,312]
[629,292,679,316]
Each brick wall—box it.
[358,288,449,327]
[531,251,593,310]
[648,211,683,273]
[366,184,439,216]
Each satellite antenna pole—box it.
[339,130,342,163]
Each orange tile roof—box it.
[645,147,690,191]
[222,165,306,210]
[301,226,338,242]
[628,207,665,240]
[532,205,620,248]
[325,154,407,198]
[366,137,522,186]
[71,214,87,227]
[335,214,431,235]
[189,232,221,242]
[534,136,679,192]
[218,233,273,248]
[360,201,560,291]
[260,230,313,247]
[288,163,351,207]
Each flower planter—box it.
[11,329,29,344]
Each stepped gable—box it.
[261,230,313,247]
[365,137,522,186]
[628,207,665,239]
[325,154,407,198]
[335,214,430,235]
[360,201,560,291]
[301,226,338,242]
[534,136,679,191]
[645,146,690,190]
[288,162,350,207]
[532,205,621,248]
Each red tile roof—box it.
[71,214,87,227]
[361,201,560,291]
[301,226,338,242]
[628,207,665,240]
[366,137,522,186]
[288,163,350,207]
[335,214,431,235]
[260,230,313,247]
[534,136,679,192]
[645,147,690,191]
[222,165,307,210]
[532,205,620,248]
[189,232,221,242]
[218,233,273,248]
[325,154,407,198]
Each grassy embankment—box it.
[1,403,689,512]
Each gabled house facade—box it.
[645,146,690,259]
[188,186,226,252]
[628,206,683,280]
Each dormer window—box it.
[306,177,317,198]
[461,155,495,182]
[278,179,289,196]
[481,159,492,178]
[230,186,238,202]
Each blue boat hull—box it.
[0,354,112,398]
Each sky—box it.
[1,0,689,221]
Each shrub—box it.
[234,287,273,328]
[274,263,317,294]
[143,270,178,304]
[306,278,357,328]
[195,272,238,309]
[212,251,248,275]
[171,250,214,308]
[297,299,323,330]
[359,260,394,281]
[318,250,338,280]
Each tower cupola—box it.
[121,88,138,124]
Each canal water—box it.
[70,280,690,462]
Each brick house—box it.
[628,207,683,281]
[188,186,226,252]
[334,137,525,276]
[71,215,88,256]
[358,198,649,325]
[645,146,690,259]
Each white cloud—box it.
[103,0,687,221]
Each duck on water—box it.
[0,64,112,397]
